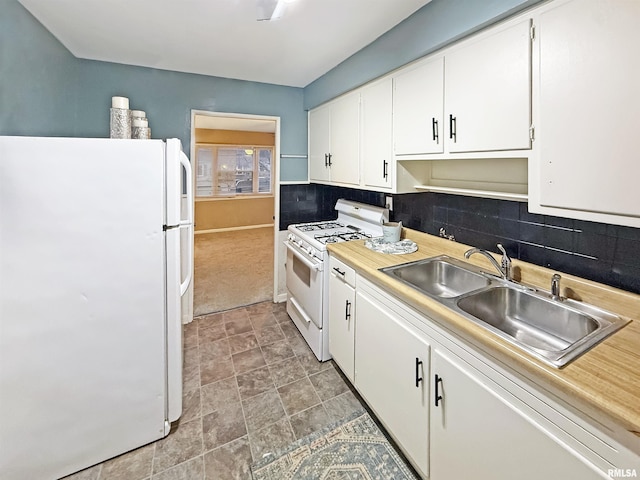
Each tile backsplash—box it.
[392,192,640,295]
[279,186,640,295]
[279,184,385,230]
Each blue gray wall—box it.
[0,0,80,136]
[0,0,307,176]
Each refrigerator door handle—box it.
[179,151,193,227]
[179,151,193,296]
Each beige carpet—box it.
[194,227,274,315]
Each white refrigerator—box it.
[0,136,194,479]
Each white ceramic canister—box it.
[132,117,151,139]
[110,96,131,139]
[130,110,146,121]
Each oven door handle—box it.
[285,241,323,272]
[289,296,313,324]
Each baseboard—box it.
[276,292,288,303]
[195,223,274,235]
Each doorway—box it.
[190,111,281,315]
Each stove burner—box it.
[296,221,344,232]
[313,231,373,244]
[297,225,322,232]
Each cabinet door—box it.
[537,0,640,218]
[328,268,355,382]
[308,105,331,182]
[431,349,605,480]
[361,78,393,190]
[445,18,532,153]
[330,93,360,185]
[355,290,430,478]
[393,57,444,155]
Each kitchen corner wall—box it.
[392,192,640,295]
[0,0,307,178]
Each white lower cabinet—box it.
[431,348,604,480]
[328,257,356,382]
[355,288,430,479]
[340,273,637,480]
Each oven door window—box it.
[292,254,311,287]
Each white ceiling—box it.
[18,0,432,88]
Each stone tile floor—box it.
[64,301,365,480]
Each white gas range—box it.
[285,199,389,361]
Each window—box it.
[195,145,273,197]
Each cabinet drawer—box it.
[329,256,356,287]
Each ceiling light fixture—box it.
[257,0,294,21]
[270,0,287,20]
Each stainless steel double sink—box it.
[380,255,629,368]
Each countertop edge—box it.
[327,228,640,455]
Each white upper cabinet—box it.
[444,18,532,153]
[393,57,445,156]
[330,93,360,185]
[361,78,393,190]
[308,104,331,182]
[533,0,640,224]
[391,17,532,158]
[308,92,359,186]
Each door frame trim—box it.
[190,109,282,306]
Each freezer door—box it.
[164,138,193,423]
[0,137,168,479]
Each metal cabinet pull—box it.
[332,267,345,277]
[382,160,388,179]
[415,358,423,388]
[449,114,457,142]
[327,153,332,166]
[345,299,352,320]
[435,374,443,406]
[432,117,439,143]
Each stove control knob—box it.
[287,234,294,242]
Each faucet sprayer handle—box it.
[551,274,562,301]
[496,243,512,280]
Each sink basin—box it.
[381,256,491,298]
[456,286,628,367]
[457,287,597,351]
[380,255,628,367]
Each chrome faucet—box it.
[551,274,562,301]
[464,243,512,281]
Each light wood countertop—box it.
[327,228,640,455]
